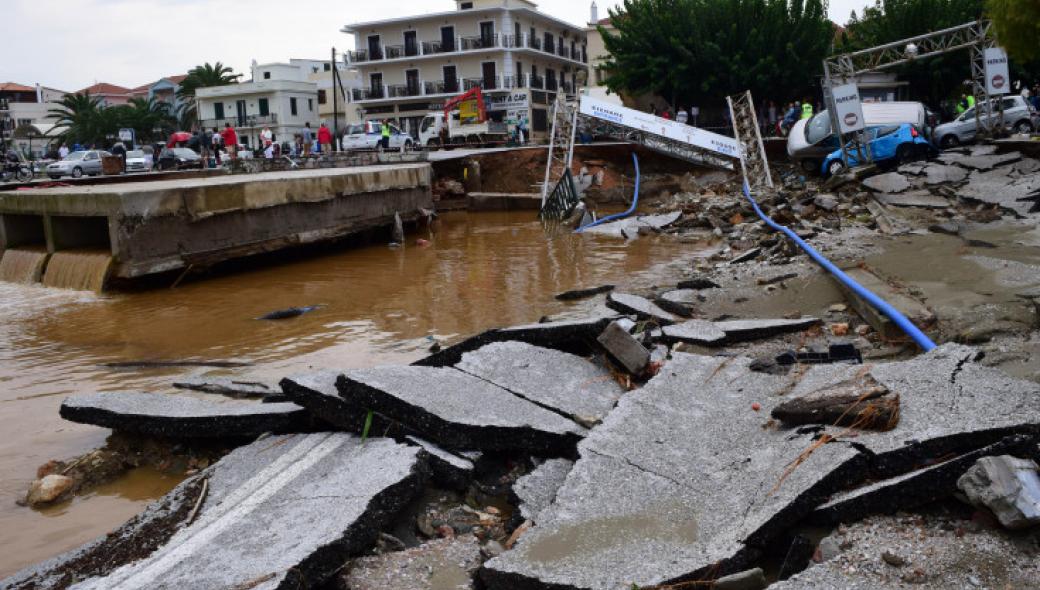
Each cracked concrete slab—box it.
[715,318,820,343]
[456,342,625,426]
[862,173,912,194]
[59,392,312,438]
[661,320,726,346]
[606,293,679,325]
[579,212,682,238]
[922,164,969,185]
[809,435,1037,525]
[481,353,863,590]
[873,192,951,209]
[958,167,1040,217]
[939,151,1021,171]
[337,366,587,454]
[172,377,277,399]
[65,433,428,590]
[414,316,615,367]
[405,436,476,491]
[514,459,576,524]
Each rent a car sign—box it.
[579,96,740,159]
[984,47,1010,95]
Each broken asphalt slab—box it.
[59,392,313,438]
[481,353,863,590]
[938,150,1021,171]
[715,318,820,343]
[481,345,1040,589]
[456,342,625,427]
[337,366,587,454]
[605,293,679,325]
[578,212,682,238]
[4,433,428,590]
[513,459,575,524]
[661,320,727,346]
[413,316,615,368]
[172,377,276,399]
[872,192,951,209]
[862,172,912,194]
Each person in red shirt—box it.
[317,122,333,154]
[220,123,239,160]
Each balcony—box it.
[460,35,499,51]
[424,79,460,95]
[345,31,587,66]
[352,87,386,101]
[529,75,545,90]
[546,78,558,92]
[387,84,423,98]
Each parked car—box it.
[788,102,929,173]
[125,150,153,173]
[45,150,110,179]
[822,124,934,177]
[157,148,202,171]
[341,121,413,151]
[933,96,1038,148]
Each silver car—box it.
[46,150,110,179]
[934,96,1038,148]
[125,150,153,173]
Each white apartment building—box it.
[342,0,589,141]
[196,61,322,148]
[290,58,364,129]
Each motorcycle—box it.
[1,161,34,183]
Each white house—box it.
[196,61,321,148]
[342,0,589,141]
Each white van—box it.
[787,102,929,171]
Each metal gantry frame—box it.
[823,20,1002,166]
[727,90,774,191]
[540,95,579,208]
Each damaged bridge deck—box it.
[0,164,433,280]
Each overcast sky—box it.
[7,0,872,92]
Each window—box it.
[214,102,225,119]
[308,98,314,111]
[258,98,269,116]
[263,71,271,80]
[324,63,331,72]
[290,97,298,116]
[460,1,473,7]
[318,90,327,105]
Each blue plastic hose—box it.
[575,153,641,233]
[742,182,937,352]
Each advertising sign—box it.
[486,92,529,112]
[577,96,740,158]
[118,128,134,142]
[832,83,865,134]
[984,47,1010,95]
[459,100,480,123]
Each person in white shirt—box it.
[676,106,689,125]
[261,127,273,148]
[58,144,69,159]
[263,143,274,159]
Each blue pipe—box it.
[742,182,936,352]
[575,153,641,233]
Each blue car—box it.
[822,124,934,177]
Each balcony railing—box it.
[529,75,544,89]
[352,87,386,101]
[387,84,423,98]
[344,31,588,64]
[424,79,460,95]
[546,78,558,92]
[460,35,499,51]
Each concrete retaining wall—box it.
[0,164,433,279]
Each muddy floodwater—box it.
[0,210,715,577]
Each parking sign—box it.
[832,83,865,134]
[984,47,1010,95]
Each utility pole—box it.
[331,47,339,152]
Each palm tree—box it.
[176,62,242,129]
[126,97,177,142]
[47,92,103,146]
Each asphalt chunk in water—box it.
[59,392,312,438]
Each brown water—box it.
[0,211,709,577]
[0,247,49,284]
[41,249,113,292]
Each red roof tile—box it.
[77,82,132,96]
[0,82,36,93]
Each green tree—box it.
[600,0,834,108]
[176,62,241,129]
[125,97,177,143]
[47,92,104,146]
[987,0,1040,63]
[838,0,985,107]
